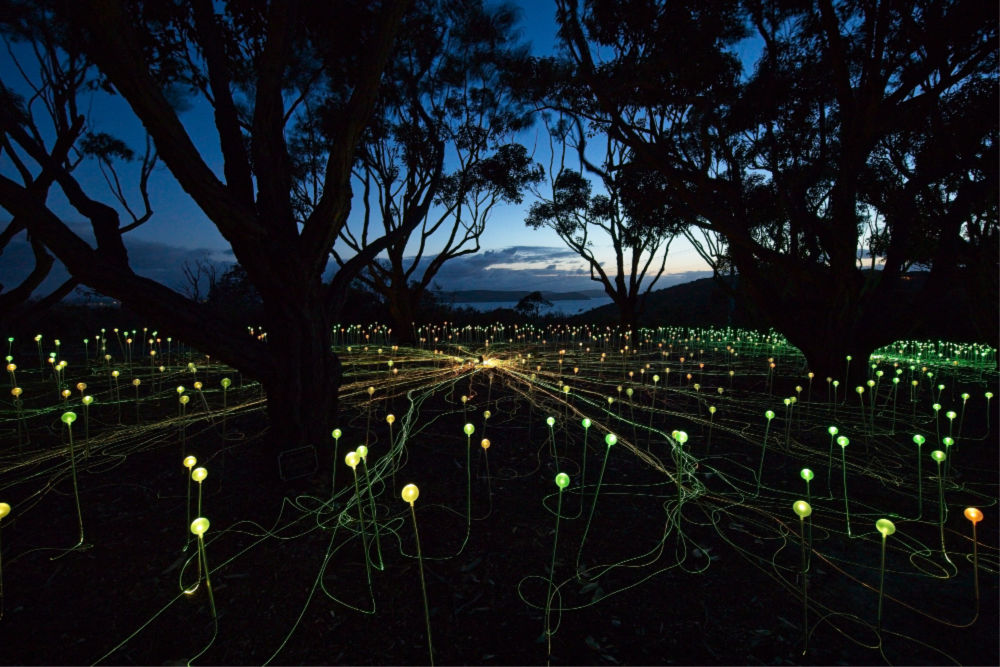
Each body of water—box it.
[447,298,613,315]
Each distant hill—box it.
[434,289,605,303]
[570,276,765,328]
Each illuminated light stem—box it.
[407,500,434,666]
[196,528,217,619]
[53,413,87,559]
[0,504,8,621]
[545,477,568,663]
[934,459,953,566]
[576,441,612,578]
[361,458,384,571]
[799,514,809,655]
[876,519,896,634]
[755,417,773,497]
[840,444,851,537]
[351,467,374,586]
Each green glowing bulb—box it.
[555,472,570,489]
[943,437,954,447]
[846,355,852,361]
[912,434,925,446]
[345,451,360,469]
[765,410,775,420]
[82,395,94,406]
[221,378,231,389]
[673,431,688,444]
[855,386,863,395]
[931,450,946,463]
[463,423,475,436]
[605,433,617,447]
[190,517,210,536]
[653,375,659,383]
[546,416,555,427]
[191,467,208,483]
[987,392,994,400]
[932,403,941,412]
[61,411,77,425]
[876,518,895,537]
[800,468,814,482]
[357,445,368,460]
[961,393,969,401]
[783,398,791,406]
[828,426,838,436]
[836,435,849,448]
[401,483,419,504]
[709,406,716,414]
[945,411,956,420]
[793,500,812,518]
[332,428,342,440]
[581,418,591,429]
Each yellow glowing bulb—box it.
[0,502,10,520]
[183,455,197,469]
[76,382,86,392]
[191,467,208,482]
[179,395,190,405]
[132,378,141,387]
[82,395,93,406]
[401,483,419,504]
[345,451,360,469]
[5,363,14,372]
[194,381,202,390]
[481,438,490,450]
[356,445,368,460]
[190,517,210,536]
[876,518,896,537]
[61,389,71,399]
[386,414,395,424]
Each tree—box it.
[552,0,997,381]
[0,0,412,491]
[526,117,683,334]
[515,290,552,318]
[331,0,543,343]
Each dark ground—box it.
[0,339,997,666]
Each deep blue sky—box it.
[0,1,715,300]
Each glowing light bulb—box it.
[876,518,896,537]
[221,378,231,389]
[401,483,419,504]
[546,416,555,427]
[76,382,86,392]
[191,467,208,482]
[673,431,688,444]
[190,517,210,536]
[483,410,491,419]
[61,411,77,424]
[931,450,945,463]
[913,434,925,446]
[800,468,814,481]
[605,433,617,447]
[837,435,849,448]
[345,451,360,469]
[793,500,811,518]
[964,507,983,524]
[0,502,10,520]
[555,472,570,489]
[386,414,395,425]
[176,386,185,395]
[82,395,93,406]
[828,426,838,436]
[765,410,775,420]
[179,395,190,405]
[332,428,342,440]
[481,438,490,450]
[183,456,197,469]
[581,418,591,429]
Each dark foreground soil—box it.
[0,341,997,666]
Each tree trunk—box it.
[386,286,418,345]
[248,295,341,504]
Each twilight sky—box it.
[0,1,716,301]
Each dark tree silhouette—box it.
[0,0,412,490]
[515,290,552,318]
[552,0,998,381]
[527,117,684,335]
[331,0,543,344]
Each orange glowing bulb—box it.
[964,507,983,524]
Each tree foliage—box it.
[551,0,998,376]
